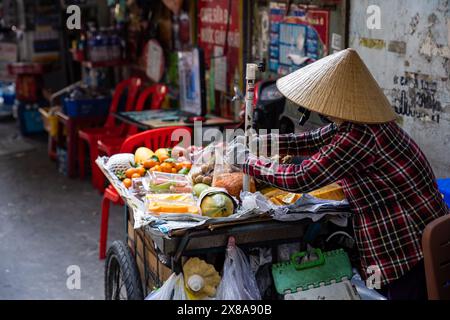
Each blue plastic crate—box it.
[63,96,111,117]
[17,102,44,135]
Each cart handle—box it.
[291,248,325,270]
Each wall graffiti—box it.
[392,74,442,124]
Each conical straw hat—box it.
[276,48,397,124]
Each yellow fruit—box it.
[155,148,169,162]
[134,147,154,164]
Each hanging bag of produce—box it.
[216,237,261,300]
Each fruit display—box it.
[147,171,193,194]
[199,189,236,218]
[109,147,192,189]
[145,193,199,216]
[103,142,346,220]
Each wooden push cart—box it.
[104,204,330,300]
[97,158,352,300]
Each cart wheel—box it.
[104,241,143,300]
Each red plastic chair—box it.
[96,84,168,156]
[99,126,193,259]
[78,77,142,191]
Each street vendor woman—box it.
[229,48,449,300]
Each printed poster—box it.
[269,2,329,75]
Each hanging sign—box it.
[197,0,242,94]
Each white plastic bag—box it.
[173,273,188,300]
[145,273,187,300]
[216,237,261,300]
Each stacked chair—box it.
[78,77,143,191]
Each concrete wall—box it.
[349,0,449,178]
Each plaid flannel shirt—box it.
[244,121,449,286]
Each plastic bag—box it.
[216,237,261,300]
[146,171,193,194]
[145,273,187,300]
[351,269,387,300]
[212,145,255,199]
[144,193,200,216]
[189,143,216,186]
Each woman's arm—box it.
[260,123,338,157]
[244,124,375,193]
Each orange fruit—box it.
[136,166,146,176]
[171,168,177,173]
[154,165,161,172]
[175,163,183,171]
[181,161,192,169]
[125,168,137,179]
[160,162,172,173]
[143,159,159,169]
[123,178,132,188]
[132,173,141,179]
